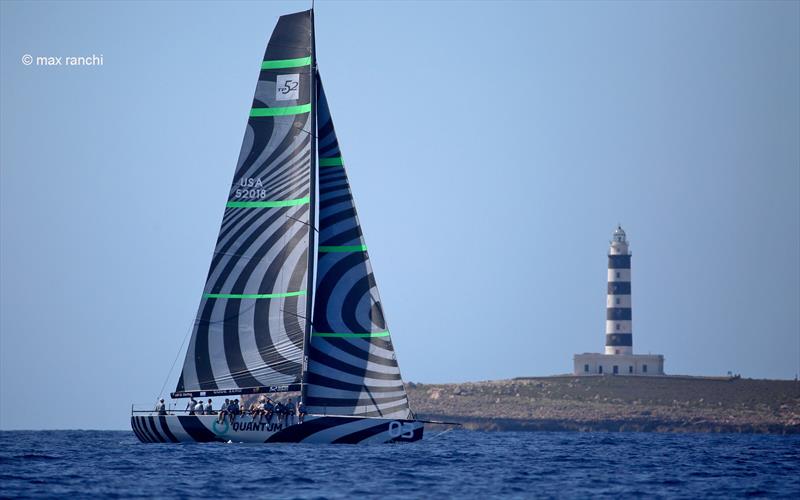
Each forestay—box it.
[174,11,314,397]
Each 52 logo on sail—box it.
[276,74,300,100]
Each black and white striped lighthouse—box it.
[606,225,632,355]
[573,225,664,375]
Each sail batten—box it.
[261,56,312,70]
[174,10,314,398]
[312,331,388,338]
[225,197,309,208]
[250,104,311,117]
[203,291,305,299]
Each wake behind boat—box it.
[131,8,424,444]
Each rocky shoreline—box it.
[405,376,800,434]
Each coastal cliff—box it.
[406,376,800,434]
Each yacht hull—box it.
[131,414,423,444]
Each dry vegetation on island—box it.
[406,376,800,434]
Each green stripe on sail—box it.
[318,245,367,253]
[226,197,309,208]
[319,156,344,167]
[261,56,311,70]
[250,103,311,117]
[204,291,306,299]
[312,331,390,338]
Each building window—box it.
[615,349,620,355]
[584,364,589,372]
[615,272,620,278]
[643,364,648,373]
[615,297,620,305]
[629,366,633,374]
[599,365,603,374]
[616,323,620,331]
[613,365,619,374]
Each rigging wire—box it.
[157,317,196,400]
[428,427,455,440]
[281,308,314,326]
[286,214,318,232]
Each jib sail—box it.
[303,75,412,419]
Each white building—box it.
[574,226,664,376]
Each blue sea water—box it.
[1,430,798,498]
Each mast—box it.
[301,6,318,405]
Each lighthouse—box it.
[573,226,664,376]
[606,225,632,355]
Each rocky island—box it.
[406,376,800,434]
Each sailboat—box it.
[131,9,423,444]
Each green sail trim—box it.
[261,56,312,69]
[250,103,312,117]
[204,291,306,299]
[318,245,367,253]
[226,197,310,208]
[318,156,344,167]
[312,331,390,338]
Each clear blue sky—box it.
[1,0,798,430]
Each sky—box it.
[1,0,798,430]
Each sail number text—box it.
[234,178,268,199]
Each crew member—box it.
[264,398,274,424]
[274,400,285,426]
[186,396,197,415]
[217,399,230,424]
[297,401,307,424]
[285,398,296,426]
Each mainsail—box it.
[174,11,315,397]
[304,76,412,419]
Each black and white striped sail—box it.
[304,76,412,419]
[174,11,314,398]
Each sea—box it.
[1,430,798,498]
